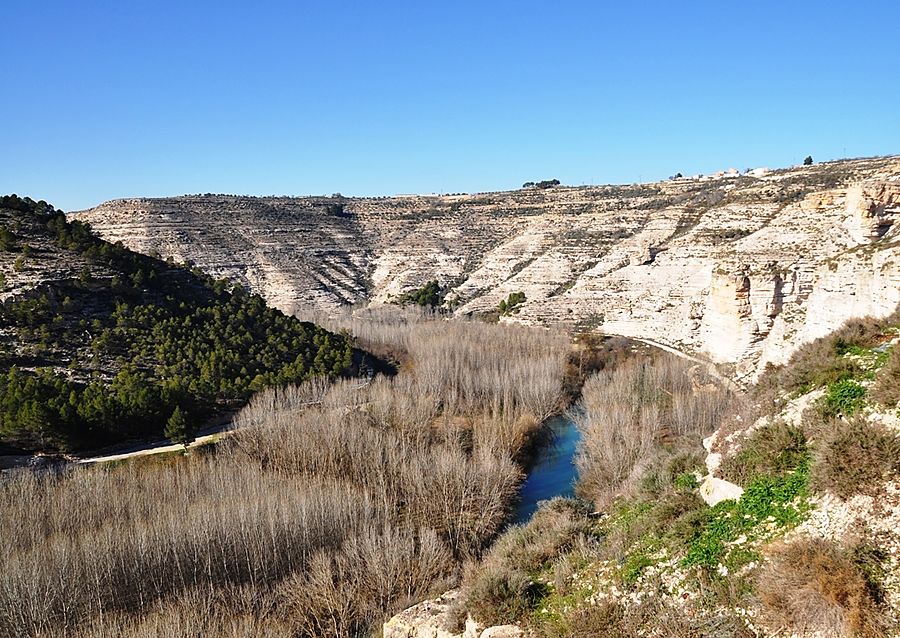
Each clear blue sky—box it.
[2,0,899,211]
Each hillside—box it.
[385,310,900,637]
[0,195,360,453]
[75,156,900,382]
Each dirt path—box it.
[75,430,227,465]
[627,336,741,393]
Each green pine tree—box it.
[164,406,195,447]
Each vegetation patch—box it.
[820,378,868,417]
[757,538,889,638]
[498,291,526,315]
[0,195,359,452]
[683,460,810,570]
[811,416,900,499]
[397,280,447,308]
[718,420,808,486]
[871,344,900,407]
[757,314,896,402]
[1,315,574,637]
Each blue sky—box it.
[2,0,898,211]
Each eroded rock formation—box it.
[74,156,900,381]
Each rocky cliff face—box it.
[74,156,900,381]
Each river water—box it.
[513,414,581,524]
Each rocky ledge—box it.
[382,590,523,638]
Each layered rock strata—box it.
[75,156,900,380]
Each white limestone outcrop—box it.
[74,156,900,382]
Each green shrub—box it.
[397,280,446,308]
[498,291,526,315]
[0,226,15,251]
[811,417,900,499]
[637,452,705,499]
[650,493,708,549]
[683,460,810,570]
[756,315,889,400]
[718,420,808,485]
[673,471,699,492]
[460,499,592,625]
[536,601,629,638]
[821,378,867,417]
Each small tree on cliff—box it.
[165,406,195,448]
[803,155,813,166]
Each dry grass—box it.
[39,584,292,638]
[757,538,888,638]
[0,461,381,636]
[280,527,453,637]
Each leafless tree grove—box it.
[1,311,572,637]
[573,354,735,507]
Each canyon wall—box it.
[74,156,900,381]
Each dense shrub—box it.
[463,562,545,627]
[757,538,887,638]
[458,499,593,626]
[397,280,446,308]
[718,420,808,486]
[871,345,900,407]
[498,291,526,315]
[682,462,810,570]
[820,378,867,417]
[811,416,900,499]
[756,315,892,400]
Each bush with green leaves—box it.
[718,420,808,486]
[755,315,891,400]
[499,291,526,315]
[682,460,810,570]
[397,280,446,308]
[821,379,867,417]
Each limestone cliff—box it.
[73,156,900,381]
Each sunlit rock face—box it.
[75,156,900,381]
